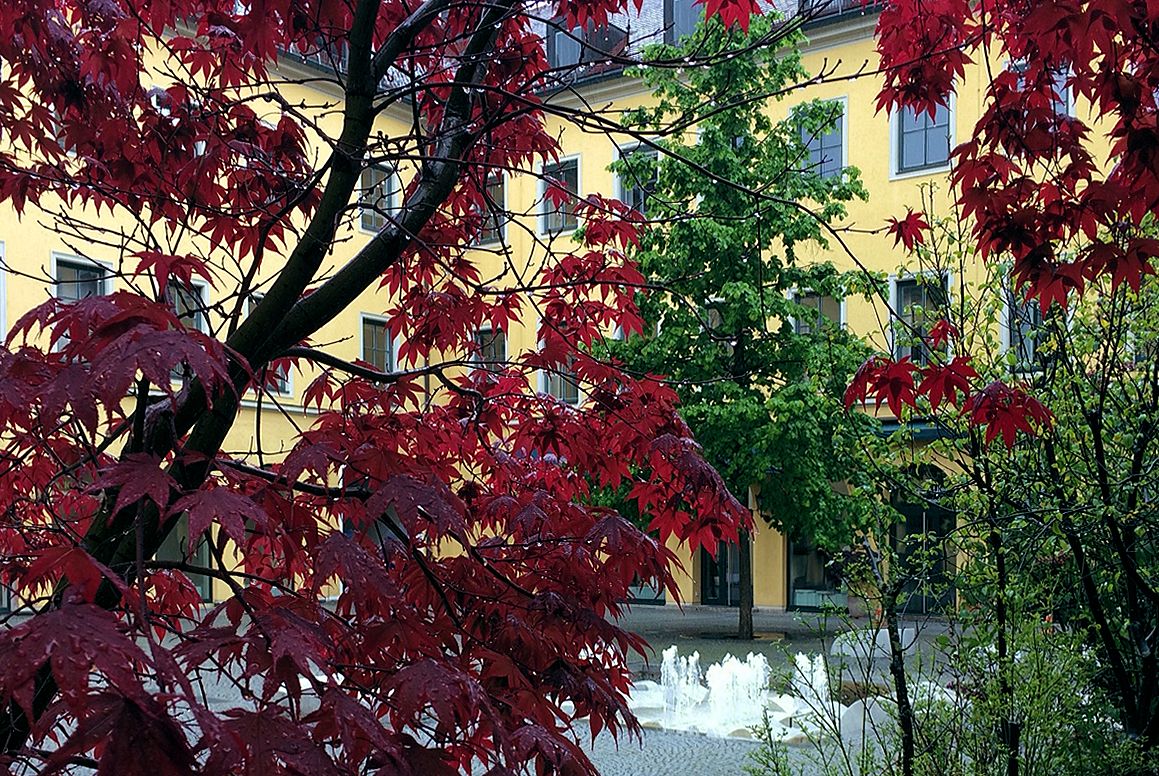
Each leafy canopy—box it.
[609,15,881,548]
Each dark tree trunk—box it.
[738,529,754,640]
[989,528,1020,776]
[883,583,915,776]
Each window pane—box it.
[925,127,949,166]
[249,293,291,393]
[671,0,703,42]
[362,319,393,373]
[1009,292,1043,370]
[894,277,947,365]
[621,149,658,216]
[801,104,843,179]
[542,159,579,233]
[472,328,507,371]
[56,261,105,302]
[552,28,581,67]
[547,362,580,404]
[170,284,204,383]
[172,284,205,332]
[901,108,924,132]
[477,174,506,244]
[360,165,393,232]
[898,106,950,172]
[794,293,840,335]
[901,128,925,170]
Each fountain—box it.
[626,646,843,740]
[624,644,954,744]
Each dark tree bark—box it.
[738,528,754,640]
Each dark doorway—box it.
[890,488,956,614]
[701,541,740,606]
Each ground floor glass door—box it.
[701,541,740,606]
[788,542,847,610]
[890,496,956,615]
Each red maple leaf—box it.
[917,355,978,412]
[964,380,1055,448]
[886,209,931,252]
[702,0,763,32]
[927,319,958,350]
[872,357,919,418]
[94,454,179,515]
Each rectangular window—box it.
[477,173,506,245]
[548,20,627,69]
[248,293,292,394]
[55,258,107,303]
[541,158,579,234]
[471,327,507,371]
[894,276,948,365]
[545,362,581,405]
[1008,292,1043,371]
[360,165,395,233]
[802,104,844,179]
[581,22,627,63]
[793,292,841,335]
[667,0,703,43]
[1010,60,1070,116]
[172,283,206,333]
[549,25,582,69]
[170,283,206,383]
[896,105,951,174]
[620,147,659,217]
[361,317,394,374]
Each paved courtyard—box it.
[585,728,764,776]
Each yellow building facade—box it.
[0,1,1071,611]
[530,0,1081,611]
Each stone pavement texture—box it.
[584,728,764,776]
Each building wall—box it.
[0,6,1102,607]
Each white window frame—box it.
[787,288,846,335]
[359,313,397,375]
[539,362,583,406]
[800,97,849,180]
[246,293,294,396]
[536,318,583,405]
[475,172,507,246]
[889,95,956,181]
[359,164,397,234]
[615,142,660,217]
[52,252,113,300]
[1000,284,1051,375]
[169,280,210,386]
[470,325,508,370]
[889,271,953,364]
[539,155,582,236]
[1006,58,1073,117]
[171,280,210,333]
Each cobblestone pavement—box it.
[583,729,764,776]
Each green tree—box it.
[610,16,880,638]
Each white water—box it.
[628,646,843,741]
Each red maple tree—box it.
[0,1,758,773]
[854,0,1159,442]
[866,0,1159,756]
